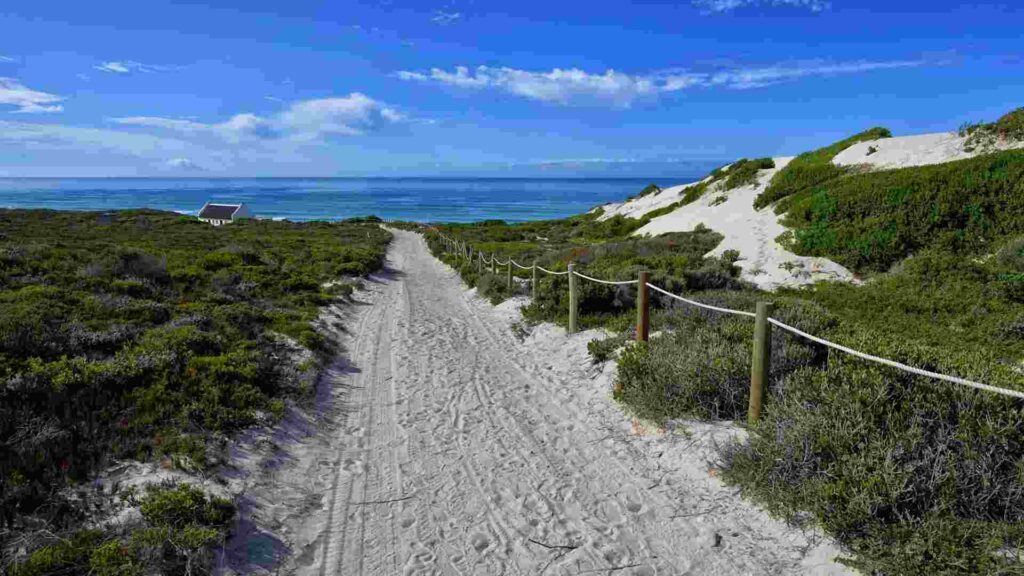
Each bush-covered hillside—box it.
[0,209,389,570]
[754,127,892,209]
[780,149,1024,272]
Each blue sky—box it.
[0,0,1020,177]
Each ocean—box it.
[0,177,698,223]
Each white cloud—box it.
[0,55,15,63]
[278,93,403,137]
[111,93,402,141]
[703,60,919,89]
[693,0,831,13]
[396,59,923,106]
[0,78,64,113]
[165,157,203,171]
[94,60,175,74]
[397,66,660,106]
[432,10,462,24]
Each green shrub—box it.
[613,295,834,421]
[139,484,234,529]
[723,157,776,190]
[756,127,892,209]
[629,183,662,200]
[11,530,104,576]
[723,341,1024,575]
[781,150,1024,272]
[962,107,1024,151]
[587,333,630,363]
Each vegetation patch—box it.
[0,209,390,563]
[781,150,1024,272]
[755,127,892,209]
[961,107,1024,152]
[723,343,1024,575]
[627,183,662,200]
[12,484,235,576]
[722,157,776,190]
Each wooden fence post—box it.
[636,270,649,342]
[478,252,484,274]
[568,262,578,333]
[748,301,773,425]
[491,256,497,274]
[532,261,538,300]
[507,260,513,291]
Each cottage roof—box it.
[198,203,240,219]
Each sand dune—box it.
[593,130,1023,290]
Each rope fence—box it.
[646,282,757,318]
[430,231,1024,414]
[573,271,638,286]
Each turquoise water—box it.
[0,177,696,223]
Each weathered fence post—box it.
[478,252,484,274]
[507,260,513,291]
[636,270,649,342]
[568,262,578,333]
[748,301,773,425]
[531,261,538,300]
[491,256,497,274]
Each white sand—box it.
[224,229,856,575]
[634,158,856,290]
[595,178,711,222]
[833,131,1024,170]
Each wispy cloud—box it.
[0,120,195,155]
[0,78,64,113]
[0,55,15,63]
[94,60,176,74]
[111,93,403,142]
[693,0,830,13]
[432,10,462,25]
[396,59,923,106]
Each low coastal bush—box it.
[723,341,1024,575]
[13,484,235,576]
[755,127,892,209]
[0,209,390,560]
[961,107,1024,152]
[781,149,1024,272]
[722,157,775,190]
[614,294,834,421]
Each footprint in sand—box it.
[469,532,491,553]
[343,458,365,474]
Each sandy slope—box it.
[833,131,1024,170]
[223,229,855,576]
[632,159,855,290]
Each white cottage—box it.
[197,202,253,226]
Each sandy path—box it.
[274,229,854,576]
